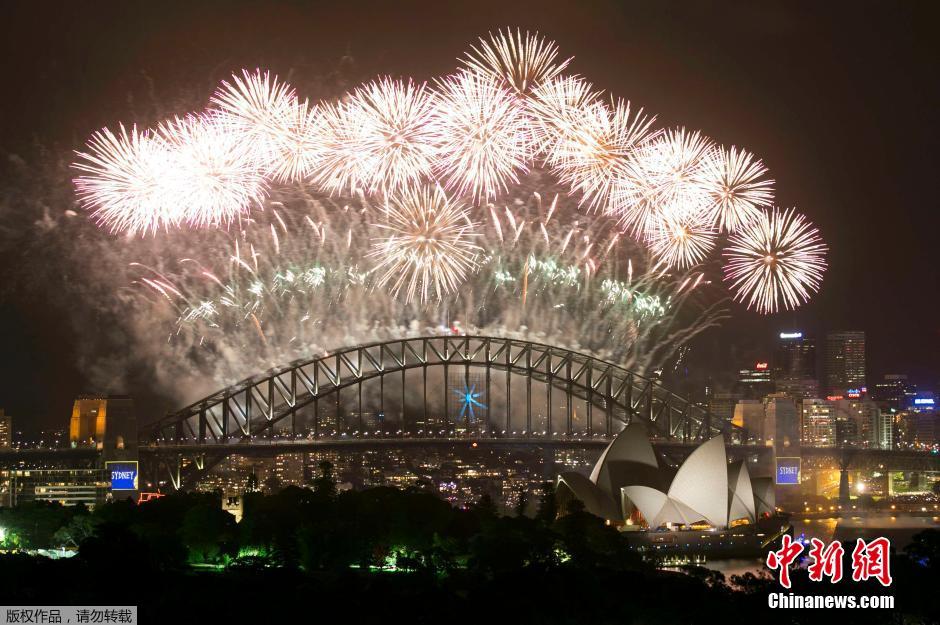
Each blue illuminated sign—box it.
[776,457,801,485]
[107,461,139,491]
[914,398,935,406]
[779,332,803,339]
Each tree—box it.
[313,461,337,498]
[53,512,100,549]
[181,502,238,563]
[515,488,529,518]
[535,481,557,523]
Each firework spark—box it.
[702,146,774,232]
[210,69,297,167]
[648,214,717,270]
[462,28,572,94]
[268,99,324,183]
[320,78,440,194]
[73,124,181,235]
[549,99,657,212]
[158,114,268,228]
[633,127,715,223]
[433,71,532,201]
[368,185,481,303]
[723,207,827,314]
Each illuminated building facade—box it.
[802,399,836,446]
[824,331,866,396]
[69,396,137,455]
[1,469,110,507]
[774,332,818,401]
[871,374,917,412]
[707,392,739,428]
[732,399,764,443]
[0,410,11,449]
[765,394,800,452]
[734,362,774,400]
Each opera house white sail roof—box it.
[556,424,774,529]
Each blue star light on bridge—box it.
[453,383,486,422]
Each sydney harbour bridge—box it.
[4,336,938,491]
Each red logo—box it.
[767,536,893,588]
[807,538,844,583]
[851,537,893,587]
[766,534,804,588]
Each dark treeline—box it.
[1,465,939,624]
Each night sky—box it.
[1,0,937,430]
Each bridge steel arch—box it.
[144,336,737,488]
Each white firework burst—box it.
[723,207,827,314]
[702,146,774,232]
[433,71,533,201]
[648,214,717,270]
[549,98,657,212]
[157,114,268,228]
[462,28,572,94]
[73,124,181,235]
[368,185,481,304]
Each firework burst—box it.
[723,207,827,314]
[648,214,717,270]
[339,77,441,194]
[702,146,774,232]
[210,69,296,153]
[268,99,324,183]
[368,185,481,303]
[634,127,715,223]
[549,99,657,212]
[433,71,532,201]
[529,75,602,155]
[157,114,268,228]
[73,124,181,235]
[462,28,572,95]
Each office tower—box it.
[765,393,800,453]
[734,362,774,399]
[824,331,866,396]
[732,399,765,443]
[0,410,11,448]
[802,399,836,446]
[871,374,917,411]
[774,331,818,400]
[707,392,739,427]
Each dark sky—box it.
[1,0,937,430]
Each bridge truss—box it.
[143,336,736,488]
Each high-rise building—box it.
[774,332,818,401]
[824,331,866,396]
[802,399,836,446]
[871,374,917,412]
[734,362,774,399]
[69,396,137,455]
[765,394,800,453]
[832,399,883,448]
[707,392,739,428]
[0,410,11,449]
[732,399,765,443]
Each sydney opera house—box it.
[556,425,776,530]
